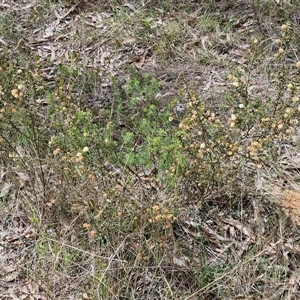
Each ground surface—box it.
[2,0,300,299]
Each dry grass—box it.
[2,0,300,299]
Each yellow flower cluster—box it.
[11,84,24,99]
[227,74,246,87]
[247,141,263,160]
[147,204,176,230]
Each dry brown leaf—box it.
[122,3,136,11]
[2,265,20,282]
[222,218,255,241]
[265,243,278,255]
[0,37,7,45]
[123,37,137,44]
[285,243,300,256]
[15,279,47,300]
[42,27,54,39]
[289,269,300,286]
[173,256,191,268]
[0,182,12,198]
[287,268,300,298]
[198,222,230,242]
[237,237,254,257]
[100,51,111,66]
[281,189,300,225]
[0,167,5,183]
[134,55,146,69]
[127,49,150,69]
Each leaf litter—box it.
[2,0,300,299]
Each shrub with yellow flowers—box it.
[171,22,300,204]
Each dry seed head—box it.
[83,223,91,229]
[251,141,262,148]
[53,148,61,155]
[189,92,197,103]
[290,119,298,125]
[240,77,246,84]
[11,89,19,98]
[89,230,96,239]
[163,223,171,229]
[209,113,215,121]
[197,149,204,156]
[152,205,160,211]
[228,75,238,82]
[231,114,237,121]
[200,143,206,149]
[75,157,83,163]
[155,215,162,221]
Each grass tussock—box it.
[2,1,300,299]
